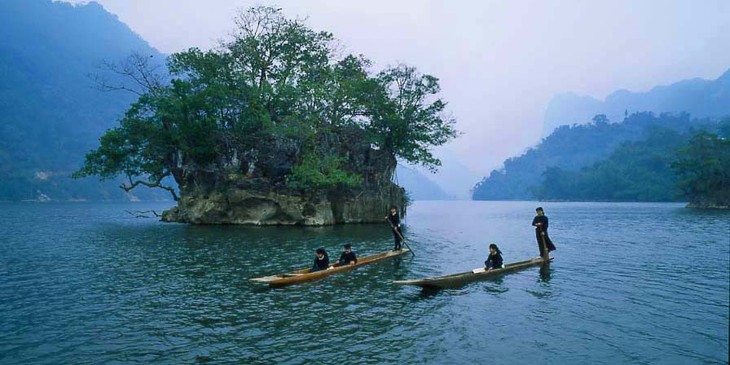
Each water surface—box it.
[0,201,727,364]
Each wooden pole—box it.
[539,230,549,260]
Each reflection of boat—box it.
[393,257,552,289]
[250,248,411,287]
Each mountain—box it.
[0,0,165,200]
[472,112,719,201]
[542,69,730,136]
[395,165,451,200]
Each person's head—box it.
[390,205,397,214]
[489,243,501,254]
[344,243,352,252]
[316,247,326,257]
[536,207,544,216]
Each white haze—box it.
[61,0,730,198]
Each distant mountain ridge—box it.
[395,165,451,201]
[473,112,720,201]
[542,69,730,136]
[0,0,165,200]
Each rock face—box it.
[161,142,407,225]
[162,183,405,225]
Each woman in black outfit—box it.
[311,247,330,272]
[385,206,403,251]
[484,243,504,270]
[532,207,557,258]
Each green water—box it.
[0,201,728,364]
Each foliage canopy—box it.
[75,7,458,198]
[671,122,730,207]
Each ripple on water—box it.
[0,201,727,364]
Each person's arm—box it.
[532,216,539,227]
[352,252,358,264]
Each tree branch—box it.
[125,210,161,218]
[121,173,179,201]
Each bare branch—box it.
[125,210,161,218]
[89,52,167,96]
[121,172,179,201]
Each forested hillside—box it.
[472,112,721,201]
[0,0,164,200]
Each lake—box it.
[0,201,728,364]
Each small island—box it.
[74,7,457,224]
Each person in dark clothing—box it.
[385,206,404,250]
[338,243,358,265]
[532,207,557,258]
[484,243,504,270]
[311,247,330,272]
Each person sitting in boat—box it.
[338,243,358,265]
[484,243,504,271]
[311,247,330,272]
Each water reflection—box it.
[417,287,442,299]
[539,262,552,283]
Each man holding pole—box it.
[532,207,557,258]
[385,205,403,251]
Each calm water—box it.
[0,201,728,364]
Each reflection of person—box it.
[311,247,330,272]
[338,244,358,265]
[484,243,504,271]
[385,206,403,251]
[531,207,556,258]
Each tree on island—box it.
[75,7,457,224]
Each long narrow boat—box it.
[393,257,552,289]
[250,248,411,287]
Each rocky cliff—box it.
[162,181,405,225]
[161,136,407,225]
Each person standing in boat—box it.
[532,207,556,258]
[338,244,358,265]
[484,243,504,271]
[311,247,330,272]
[385,205,404,251]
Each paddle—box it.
[386,219,415,256]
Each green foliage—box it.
[718,117,730,138]
[535,127,688,201]
[671,131,730,207]
[472,112,717,200]
[0,0,167,200]
[288,152,362,189]
[365,64,459,171]
[76,6,458,195]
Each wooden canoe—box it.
[393,256,553,289]
[250,248,411,287]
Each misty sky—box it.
[61,0,730,196]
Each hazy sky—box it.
[62,0,730,196]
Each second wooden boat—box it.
[250,248,411,287]
[393,257,552,289]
